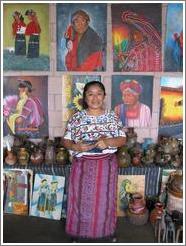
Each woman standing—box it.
[63,81,126,242]
[12,11,26,56]
[25,9,41,58]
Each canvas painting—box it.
[3,3,49,71]
[62,75,101,121]
[164,3,183,72]
[117,175,145,217]
[111,3,162,72]
[3,76,48,138]
[159,77,183,138]
[30,174,65,220]
[3,169,30,215]
[56,3,107,71]
[112,75,153,128]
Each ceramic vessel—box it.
[126,127,137,148]
[30,149,44,165]
[150,202,164,226]
[5,150,17,165]
[17,147,29,165]
[116,146,131,167]
[56,147,69,165]
[45,140,55,165]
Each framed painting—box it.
[111,3,162,72]
[62,75,101,121]
[56,3,107,71]
[3,76,48,138]
[30,174,65,220]
[3,3,49,71]
[111,75,153,128]
[3,169,31,215]
[159,77,183,138]
[117,175,145,217]
[164,3,183,72]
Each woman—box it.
[25,9,41,58]
[114,79,151,127]
[63,81,126,242]
[12,11,26,56]
[64,10,103,71]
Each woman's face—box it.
[72,15,88,34]
[85,85,105,110]
[122,91,139,106]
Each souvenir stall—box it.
[3,2,183,244]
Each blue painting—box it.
[56,3,107,71]
[112,75,153,128]
[164,3,183,71]
[30,174,65,220]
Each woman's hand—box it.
[95,137,108,150]
[74,141,96,152]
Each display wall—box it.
[3,3,183,142]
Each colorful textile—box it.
[66,153,118,239]
[64,110,125,157]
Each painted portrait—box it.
[164,3,183,72]
[159,77,183,138]
[117,175,145,216]
[30,174,65,220]
[3,76,48,138]
[3,3,49,71]
[56,3,107,71]
[112,75,153,128]
[111,3,162,72]
[62,75,101,121]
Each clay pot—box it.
[150,202,164,226]
[17,147,29,165]
[128,193,146,214]
[5,150,17,165]
[167,171,183,198]
[30,149,44,165]
[126,127,137,148]
[116,146,131,167]
[56,147,69,165]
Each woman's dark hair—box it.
[82,81,106,109]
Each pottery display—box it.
[17,147,29,165]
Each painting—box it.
[3,76,48,138]
[56,3,107,71]
[3,3,49,71]
[30,174,65,220]
[159,77,183,138]
[117,175,145,217]
[111,75,153,128]
[62,75,101,121]
[164,3,183,72]
[3,169,31,215]
[111,3,162,72]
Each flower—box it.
[73,94,83,111]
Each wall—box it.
[4,3,183,142]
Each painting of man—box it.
[57,3,107,71]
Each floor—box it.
[3,214,156,244]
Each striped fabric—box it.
[65,153,117,239]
